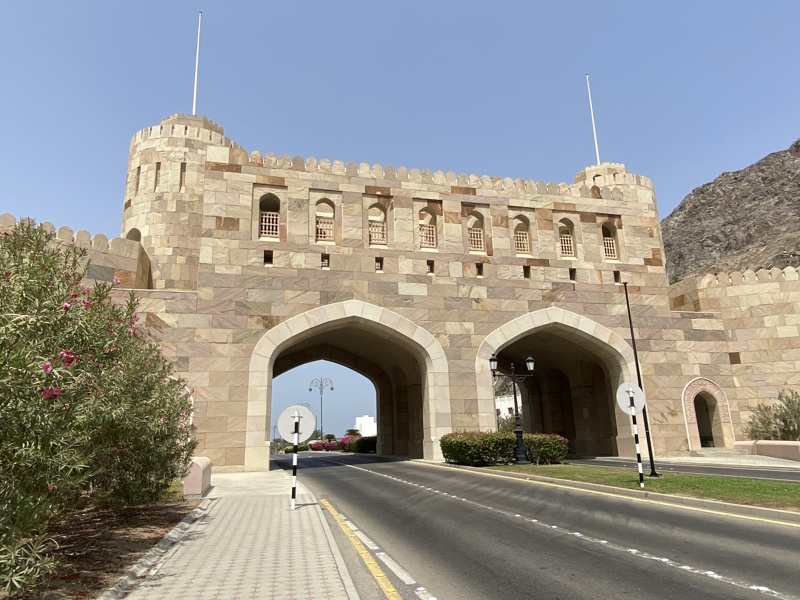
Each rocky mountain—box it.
[661,138,800,281]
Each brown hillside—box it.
[661,138,800,281]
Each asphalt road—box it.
[566,457,800,482]
[275,453,800,600]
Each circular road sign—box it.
[616,382,646,414]
[277,405,316,443]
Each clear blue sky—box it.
[2,2,798,436]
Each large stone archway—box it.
[244,300,450,470]
[475,307,638,456]
[681,378,735,450]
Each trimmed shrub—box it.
[439,431,516,466]
[522,433,569,464]
[323,441,338,451]
[283,444,309,453]
[309,441,325,451]
[349,436,377,453]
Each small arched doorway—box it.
[682,378,735,450]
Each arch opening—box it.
[246,301,450,470]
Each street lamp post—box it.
[490,354,535,465]
[309,377,333,440]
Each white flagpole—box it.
[586,74,601,165]
[192,11,202,116]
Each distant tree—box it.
[345,428,360,436]
[324,433,336,441]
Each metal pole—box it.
[586,74,601,165]
[319,381,324,441]
[192,11,202,115]
[622,282,660,477]
[628,389,644,488]
[291,413,299,510]
[510,364,529,464]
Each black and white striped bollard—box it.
[628,388,645,488]
[291,411,300,510]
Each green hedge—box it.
[439,431,516,466]
[283,444,309,453]
[348,436,377,453]
[522,433,569,464]
[439,431,569,466]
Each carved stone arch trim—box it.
[681,377,735,450]
[245,300,450,470]
[474,307,637,433]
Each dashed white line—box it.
[345,464,797,600]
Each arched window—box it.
[419,208,437,249]
[513,216,530,254]
[558,219,575,257]
[467,213,485,252]
[602,223,617,260]
[258,194,280,239]
[368,204,387,246]
[315,199,335,242]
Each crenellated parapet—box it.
[0,214,152,290]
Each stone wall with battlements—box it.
[7,112,797,470]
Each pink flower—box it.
[69,291,78,298]
[61,302,70,311]
[83,300,92,308]
[108,328,114,336]
[113,278,120,286]
[42,387,61,399]
[111,446,118,452]
[42,362,53,374]
[59,349,77,368]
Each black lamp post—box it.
[490,354,535,465]
[309,377,333,440]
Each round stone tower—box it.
[120,113,233,290]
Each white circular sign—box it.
[616,382,646,414]
[277,405,316,443]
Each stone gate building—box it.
[6,112,800,471]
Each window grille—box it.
[321,254,330,268]
[259,211,279,238]
[419,223,437,248]
[369,221,387,246]
[603,236,617,259]
[513,230,530,254]
[468,227,484,251]
[316,216,334,242]
[560,233,574,257]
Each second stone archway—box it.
[476,307,639,456]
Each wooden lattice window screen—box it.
[513,230,530,254]
[369,221,387,246]
[316,216,334,242]
[560,233,574,257]
[468,227,484,251]
[603,236,617,259]
[419,224,436,248]
[259,211,279,238]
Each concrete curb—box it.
[96,498,215,600]
[419,460,800,525]
[304,487,362,600]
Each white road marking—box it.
[345,464,797,600]
[376,552,417,584]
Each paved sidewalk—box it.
[122,470,359,600]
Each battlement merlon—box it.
[127,114,655,203]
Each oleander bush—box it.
[746,390,800,441]
[0,221,196,593]
[338,434,361,451]
[349,436,377,453]
[522,433,569,464]
[309,441,325,451]
[323,441,338,451]
[439,431,516,466]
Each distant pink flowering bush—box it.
[337,434,361,451]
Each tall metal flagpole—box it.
[192,11,202,116]
[586,74,601,165]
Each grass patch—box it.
[491,464,800,512]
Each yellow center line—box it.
[320,498,403,600]
[415,462,800,529]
